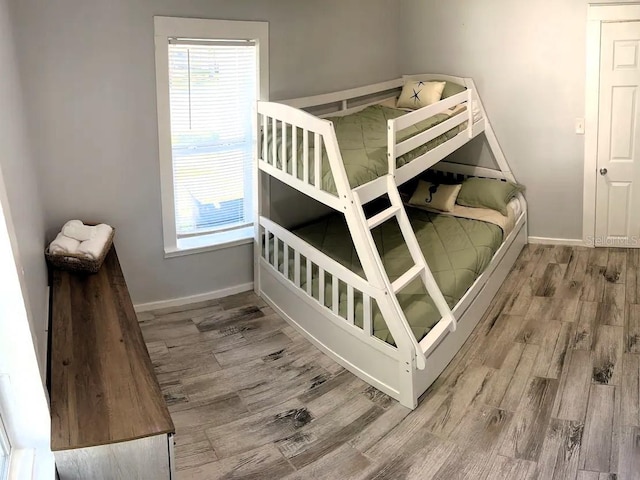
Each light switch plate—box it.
[576,117,585,135]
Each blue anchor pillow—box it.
[407,180,462,212]
[397,80,446,110]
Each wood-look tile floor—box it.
[140,245,640,480]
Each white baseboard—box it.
[134,282,254,313]
[528,236,587,247]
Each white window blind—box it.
[168,41,256,238]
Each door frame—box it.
[584,3,640,246]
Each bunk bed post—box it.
[255,111,272,296]
[397,350,418,409]
[387,122,397,175]
[467,88,474,139]
[465,78,516,183]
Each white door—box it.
[595,21,640,247]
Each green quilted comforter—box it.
[275,207,502,344]
[266,105,465,193]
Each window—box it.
[0,414,8,480]
[154,17,269,256]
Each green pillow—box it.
[456,177,523,215]
[442,81,467,99]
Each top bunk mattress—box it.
[265,104,468,194]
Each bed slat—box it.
[294,251,301,287]
[314,133,322,188]
[263,228,269,263]
[332,276,339,316]
[306,258,312,296]
[347,285,354,325]
[271,117,277,167]
[283,244,289,278]
[319,268,325,306]
[273,236,279,270]
[292,125,298,179]
[303,129,309,184]
[363,294,372,335]
[281,121,287,173]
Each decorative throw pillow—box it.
[442,81,467,99]
[396,81,445,110]
[456,177,524,215]
[407,180,462,212]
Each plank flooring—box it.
[140,246,640,479]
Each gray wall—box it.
[13,0,599,307]
[10,0,400,305]
[0,0,48,373]
[399,0,588,239]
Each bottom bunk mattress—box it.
[286,207,504,344]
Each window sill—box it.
[164,226,254,258]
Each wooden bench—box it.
[49,246,175,479]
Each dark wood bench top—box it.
[50,247,174,451]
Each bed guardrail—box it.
[258,101,345,211]
[387,89,474,175]
[259,216,399,355]
[258,85,485,210]
[387,89,472,175]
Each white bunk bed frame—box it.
[255,74,527,409]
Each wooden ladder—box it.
[345,175,457,370]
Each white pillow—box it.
[396,81,445,110]
[407,180,462,213]
[378,97,400,109]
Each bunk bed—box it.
[255,75,527,409]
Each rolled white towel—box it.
[62,219,82,231]
[62,220,96,242]
[77,224,113,260]
[49,233,81,255]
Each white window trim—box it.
[154,17,269,256]
[0,413,8,480]
[0,164,55,479]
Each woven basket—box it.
[45,227,115,274]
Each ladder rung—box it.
[392,265,424,293]
[420,313,456,356]
[367,206,400,230]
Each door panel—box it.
[595,21,640,246]
[610,86,636,160]
[606,182,631,237]
[613,40,640,69]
